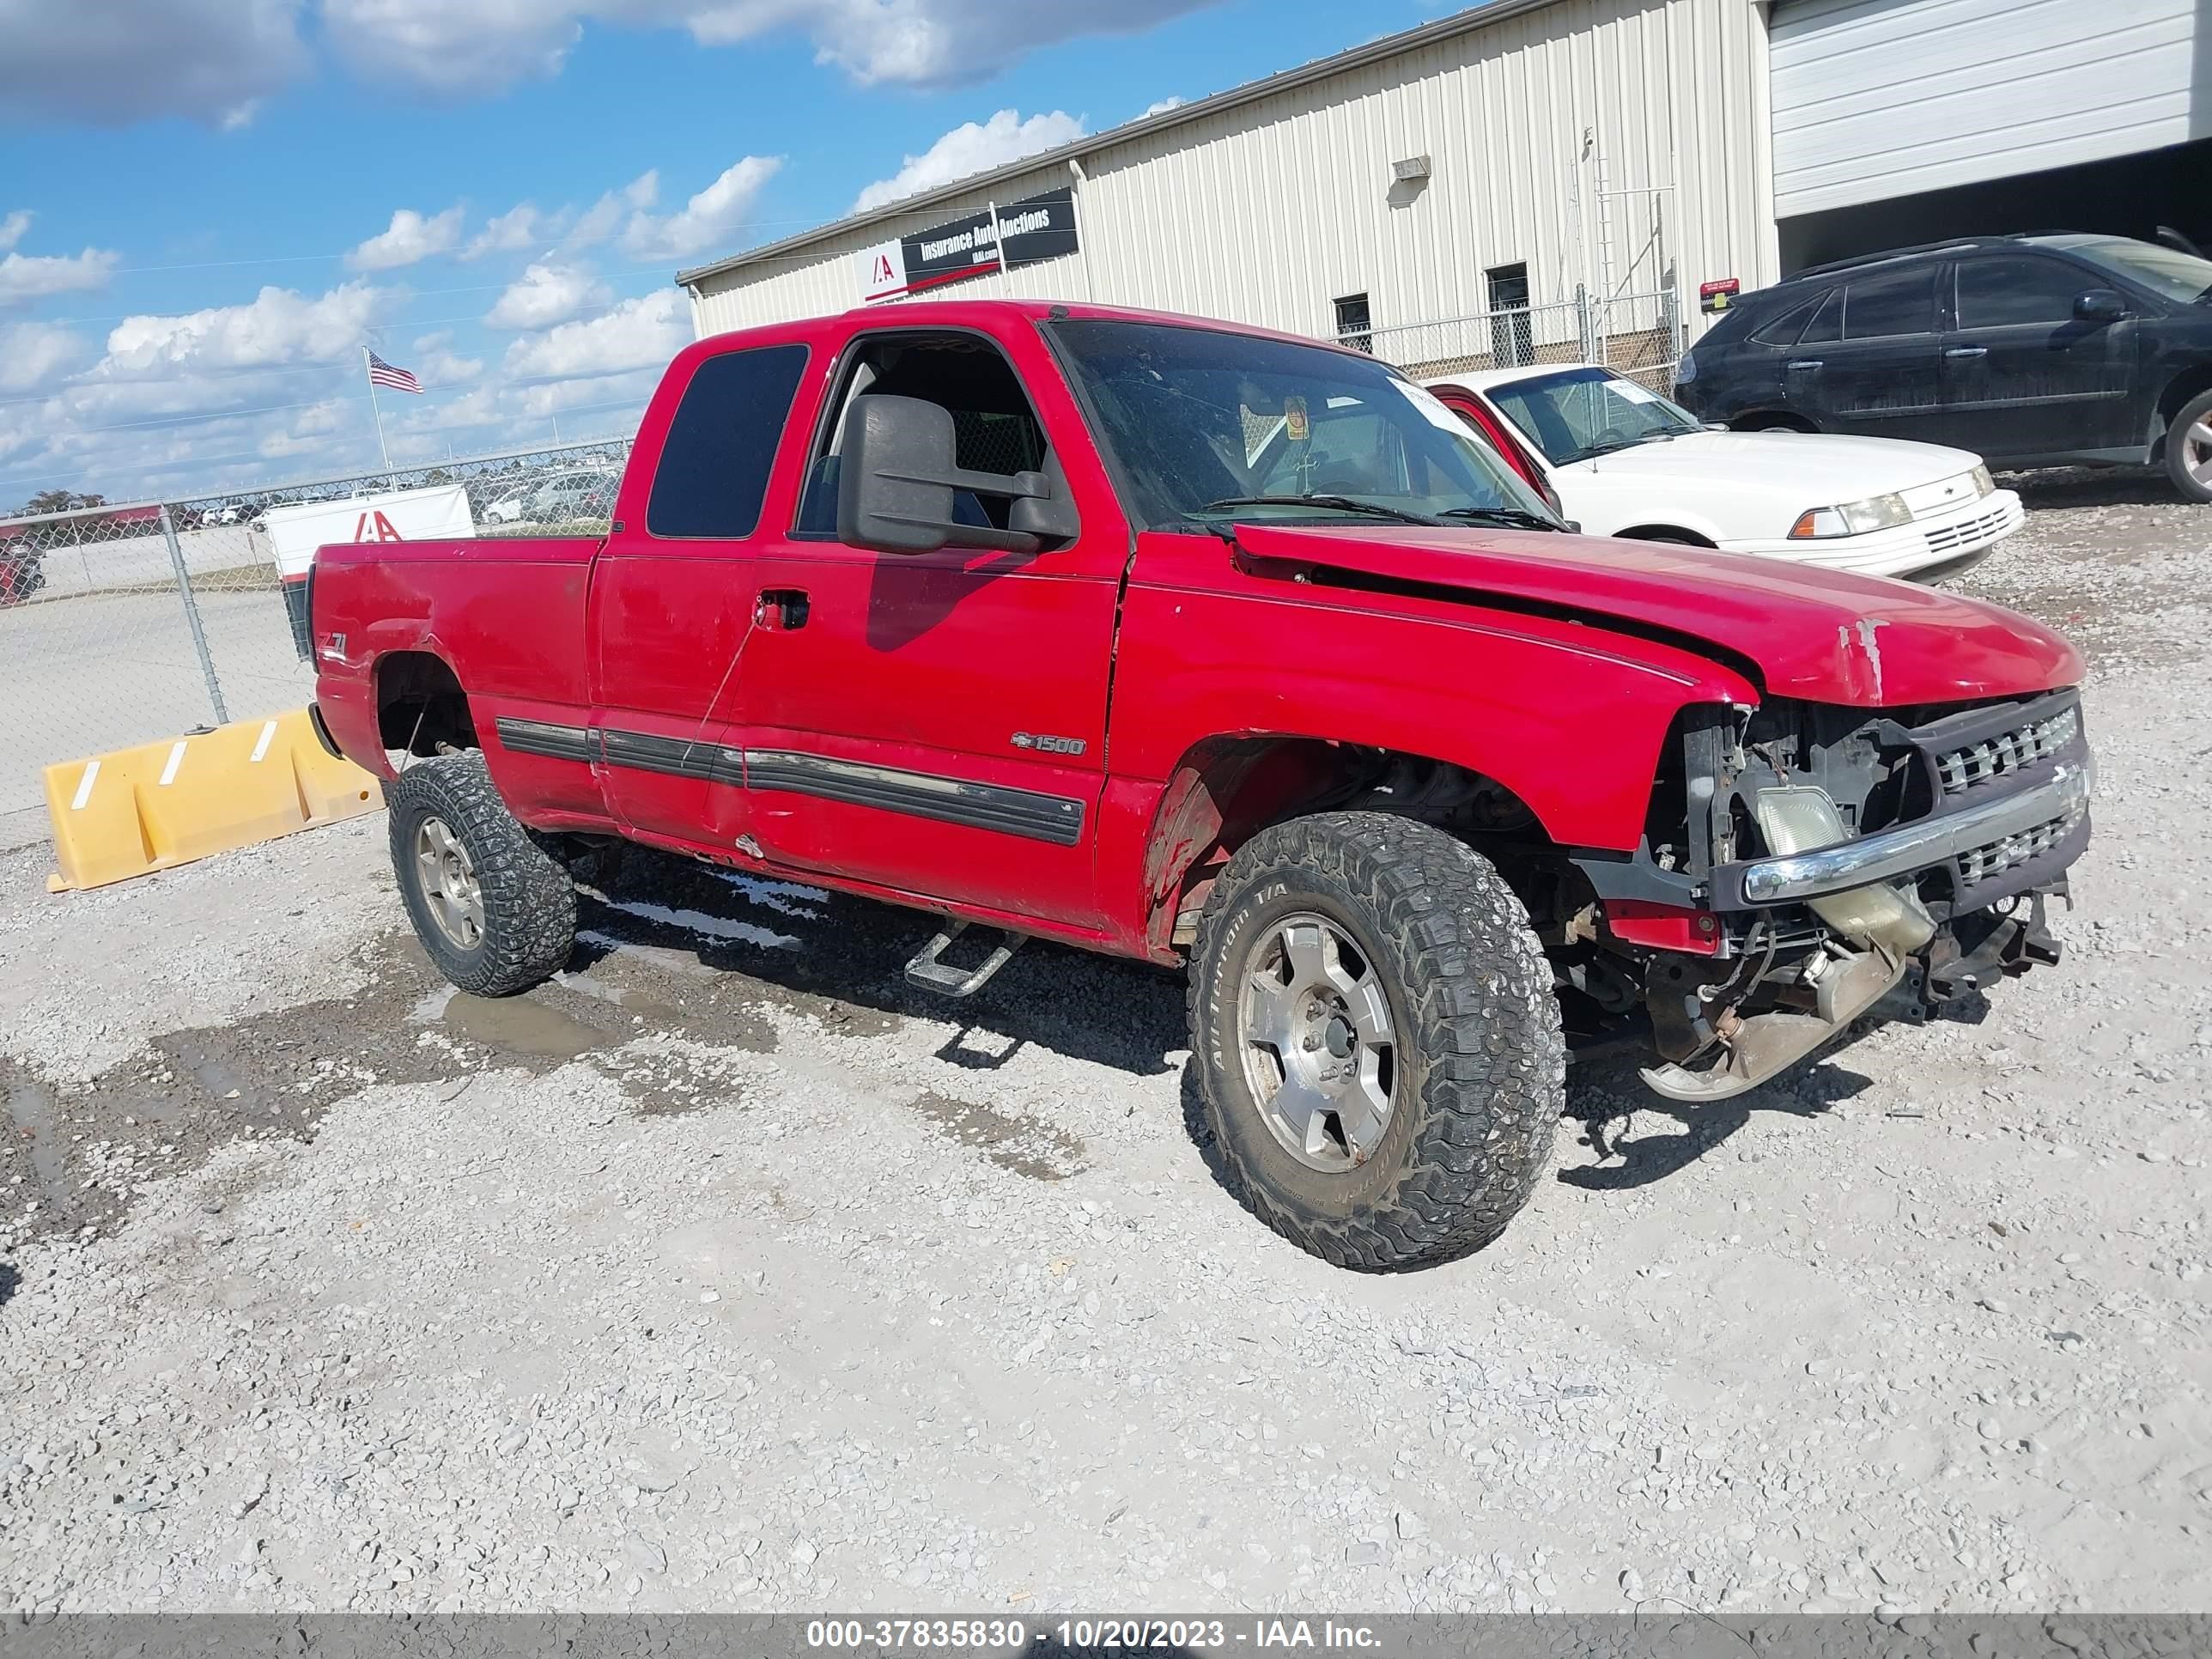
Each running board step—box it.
[903,921,1024,999]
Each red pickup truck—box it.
[310,299,2092,1272]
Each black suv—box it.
[1674,234,2212,502]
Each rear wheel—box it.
[1187,811,1564,1272]
[2165,388,2212,504]
[386,750,576,996]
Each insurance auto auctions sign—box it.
[854,186,1079,304]
[260,483,477,580]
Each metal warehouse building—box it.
[678,0,2209,370]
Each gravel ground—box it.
[2,476,2207,1619]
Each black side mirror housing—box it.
[836,392,1079,556]
[2074,289,2127,324]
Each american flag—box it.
[364,350,422,394]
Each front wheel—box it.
[386,750,577,996]
[2165,389,2212,504]
[1187,812,1564,1272]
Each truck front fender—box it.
[1096,580,1759,957]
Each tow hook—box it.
[1637,945,1905,1103]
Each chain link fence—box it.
[1351,285,1683,391]
[0,437,634,823]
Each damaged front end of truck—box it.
[1573,689,2093,1101]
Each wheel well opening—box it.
[1615,525,1716,547]
[1141,736,1557,957]
[2152,366,2212,456]
[376,652,476,756]
[1731,411,1815,434]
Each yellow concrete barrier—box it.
[44,709,383,893]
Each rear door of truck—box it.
[586,337,815,849]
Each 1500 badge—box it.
[1011,732,1086,755]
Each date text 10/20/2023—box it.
[804,1620,1383,1650]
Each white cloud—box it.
[0,212,29,252]
[0,0,311,126]
[347,205,465,271]
[4,1,1219,129]
[462,204,553,260]
[314,0,1219,99]
[509,365,659,418]
[503,289,688,380]
[485,262,612,330]
[1141,95,1187,118]
[0,322,90,393]
[319,0,580,97]
[568,172,657,249]
[853,109,1085,213]
[622,157,781,261]
[0,247,120,307]
[96,283,388,377]
[407,331,483,386]
[694,0,1220,91]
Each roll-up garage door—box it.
[1769,0,2205,218]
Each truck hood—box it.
[1232,522,2081,707]
[1563,428,1984,494]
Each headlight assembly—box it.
[1752,787,1936,954]
[1788,491,1912,539]
[1970,463,1996,496]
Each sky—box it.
[0,0,1460,511]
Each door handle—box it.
[1785,359,1823,372]
[1944,345,1989,360]
[756,589,809,629]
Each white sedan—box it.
[1425,364,2023,580]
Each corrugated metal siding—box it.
[1771,0,2206,217]
[690,0,1776,343]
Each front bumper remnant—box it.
[1638,944,1905,1103]
[1712,758,2091,908]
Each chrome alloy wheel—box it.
[414,815,485,950]
[2185,416,2212,489]
[1237,913,1398,1172]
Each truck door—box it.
[1939,252,2139,461]
[730,325,1125,930]
[586,340,812,849]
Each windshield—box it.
[2042,235,2212,305]
[1047,319,1563,531]
[1483,366,1701,465]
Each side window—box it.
[1796,289,1844,346]
[1748,294,1823,347]
[646,343,810,539]
[1842,267,1937,339]
[1955,257,2086,329]
[795,333,1051,539]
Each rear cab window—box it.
[646,343,811,539]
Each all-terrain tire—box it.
[386,750,577,997]
[1187,811,1565,1272]
[2164,387,2212,505]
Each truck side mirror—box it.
[836,393,1078,556]
[2073,289,2126,325]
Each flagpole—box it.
[363,346,392,475]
